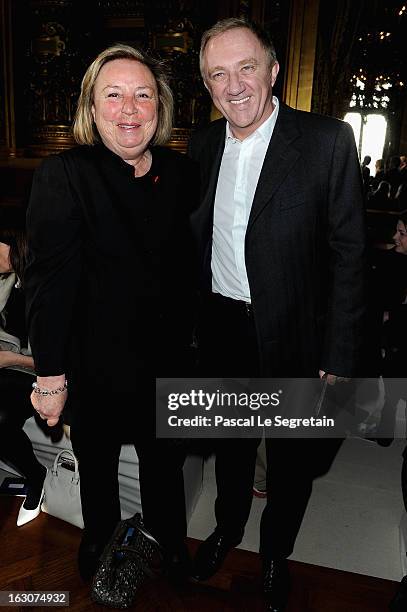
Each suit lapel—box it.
[190,122,225,288]
[247,104,301,233]
[201,124,225,217]
[192,122,225,249]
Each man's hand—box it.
[0,350,16,369]
[319,370,350,385]
[0,350,35,371]
[31,375,67,427]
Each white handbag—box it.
[42,449,84,529]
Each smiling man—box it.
[188,18,366,612]
[202,26,279,139]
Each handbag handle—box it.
[51,449,80,484]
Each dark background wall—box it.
[1,0,407,207]
[312,0,407,160]
[0,0,290,158]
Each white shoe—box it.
[16,483,45,527]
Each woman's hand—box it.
[31,374,67,427]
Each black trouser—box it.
[0,369,46,486]
[197,292,343,557]
[197,293,261,543]
[70,389,188,550]
[260,437,343,559]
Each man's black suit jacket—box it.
[188,103,366,377]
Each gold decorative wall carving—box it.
[21,0,94,156]
[165,127,192,153]
[147,2,214,149]
[1,0,294,160]
[97,0,145,35]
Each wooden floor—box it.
[0,496,401,611]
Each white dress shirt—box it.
[212,97,279,302]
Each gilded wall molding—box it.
[22,0,88,156]
[0,0,16,157]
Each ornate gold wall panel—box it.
[21,0,94,156]
[0,0,16,157]
[165,127,192,153]
[2,0,293,159]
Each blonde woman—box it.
[25,45,198,582]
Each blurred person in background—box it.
[0,207,47,527]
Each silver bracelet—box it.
[32,380,68,396]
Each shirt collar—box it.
[225,96,279,144]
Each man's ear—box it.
[271,61,280,87]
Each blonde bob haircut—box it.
[73,44,173,146]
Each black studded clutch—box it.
[90,513,163,608]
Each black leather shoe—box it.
[162,541,192,585]
[191,531,240,581]
[78,536,106,582]
[390,575,407,611]
[262,558,290,612]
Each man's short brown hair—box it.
[199,18,277,82]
